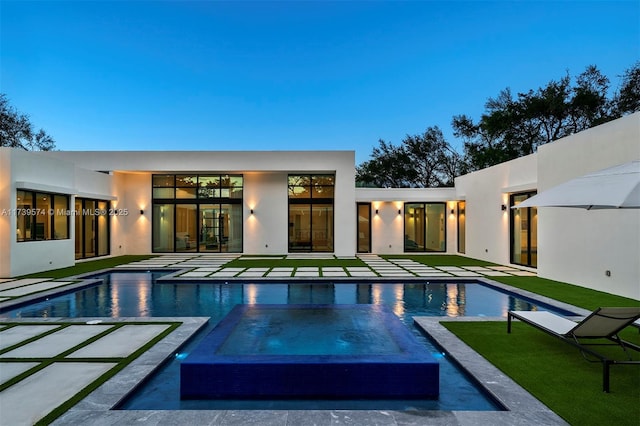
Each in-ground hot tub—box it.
[180,304,440,399]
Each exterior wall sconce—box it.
[501,204,507,211]
[398,209,401,215]
[250,209,254,215]
[450,208,455,215]
[375,209,379,215]
[140,209,144,215]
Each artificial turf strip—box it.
[225,258,368,268]
[491,276,640,311]
[19,255,157,279]
[442,321,640,426]
[382,254,497,267]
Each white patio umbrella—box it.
[514,160,640,210]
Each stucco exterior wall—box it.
[29,150,357,258]
[0,148,114,276]
[454,154,538,266]
[355,188,458,254]
[535,112,640,299]
[243,172,288,254]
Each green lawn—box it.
[382,254,497,267]
[491,276,639,310]
[19,255,156,279]
[225,257,367,268]
[442,321,640,426]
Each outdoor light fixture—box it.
[140,209,144,215]
[250,209,254,215]
[375,209,379,215]
[398,209,402,215]
[501,204,507,211]
[450,208,455,215]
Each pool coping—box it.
[1,273,576,425]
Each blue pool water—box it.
[0,271,571,411]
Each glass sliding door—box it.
[97,201,109,256]
[510,192,537,267]
[457,201,466,254]
[289,204,311,251]
[175,204,197,252]
[288,174,335,252]
[75,198,110,259]
[199,205,218,251]
[311,203,333,252]
[404,202,446,252]
[357,203,371,253]
[84,200,96,258]
[405,204,425,251]
[152,174,243,253]
[153,204,174,252]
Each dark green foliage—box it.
[0,94,56,151]
[357,63,639,182]
[356,126,463,188]
[452,65,624,171]
[615,61,640,115]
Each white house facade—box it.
[1,113,638,299]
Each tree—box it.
[453,65,618,172]
[356,140,414,188]
[0,94,56,150]
[614,62,640,115]
[356,127,462,188]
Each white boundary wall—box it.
[454,154,537,265]
[535,113,640,299]
[454,112,639,299]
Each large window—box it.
[152,174,243,253]
[75,198,110,259]
[404,203,446,252]
[510,192,537,267]
[16,190,69,241]
[288,175,334,252]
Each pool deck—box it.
[0,255,579,425]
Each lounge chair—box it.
[507,307,640,392]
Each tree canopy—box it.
[357,63,640,187]
[356,126,464,188]
[0,94,56,151]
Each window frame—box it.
[16,190,70,242]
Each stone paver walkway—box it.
[110,253,537,279]
[0,318,205,426]
[0,254,536,305]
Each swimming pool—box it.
[0,271,572,411]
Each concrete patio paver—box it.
[0,325,60,350]
[1,325,113,358]
[0,362,39,384]
[1,362,117,426]
[67,324,171,358]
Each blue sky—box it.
[2,1,638,164]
